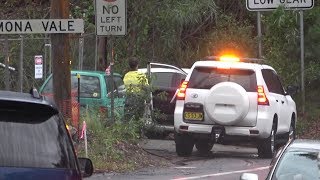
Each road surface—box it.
[88,139,271,180]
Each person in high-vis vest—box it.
[123,57,149,121]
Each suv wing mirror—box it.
[78,157,94,177]
[286,85,299,95]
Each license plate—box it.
[184,112,203,121]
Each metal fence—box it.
[0,33,98,92]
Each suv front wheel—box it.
[175,133,194,157]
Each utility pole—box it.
[50,0,71,115]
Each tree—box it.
[50,0,72,115]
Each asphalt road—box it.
[88,139,271,180]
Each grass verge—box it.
[76,108,167,172]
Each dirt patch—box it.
[91,139,171,173]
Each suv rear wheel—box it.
[195,141,214,154]
[175,133,194,157]
[258,124,276,158]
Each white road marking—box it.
[175,166,197,169]
[172,166,270,180]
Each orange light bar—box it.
[177,81,188,100]
[219,55,240,62]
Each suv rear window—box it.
[0,103,77,169]
[188,67,257,92]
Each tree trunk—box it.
[98,37,107,71]
[50,0,71,118]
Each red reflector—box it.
[257,86,269,105]
[177,81,188,100]
[99,106,108,113]
[180,125,189,130]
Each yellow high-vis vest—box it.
[123,71,148,93]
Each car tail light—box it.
[257,85,269,105]
[177,81,188,100]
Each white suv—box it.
[174,56,297,158]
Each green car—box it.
[39,70,126,116]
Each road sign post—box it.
[95,0,127,122]
[246,0,314,114]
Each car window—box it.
[271,149,320,180]
[42,77,53,94]
[261,69,274,92]
[42,74,101,98]
[271,71,285,95]
[152,72,185,88]
[262,69,285,95]
[73,75,101,98]
[171,73,186,88]
[105,75,125,96]
[188,67,257,92]
[114,76,125,91]
[0,106,77,169]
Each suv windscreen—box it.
[188,67,257,92]
[0,104,77,169]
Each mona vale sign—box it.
[0,19,84,34]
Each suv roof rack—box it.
[203,56,265,63]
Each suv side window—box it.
[152,72,175,88]
[262,69,285,95]
[271,71,285,95]
[262,69,274,92]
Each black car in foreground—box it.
[0,90,93,180]
[240,139,320,180]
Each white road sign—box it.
[34,55,43,79]
[0,19,84,34]
[247,0,314,11]
[95,0,127,36]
